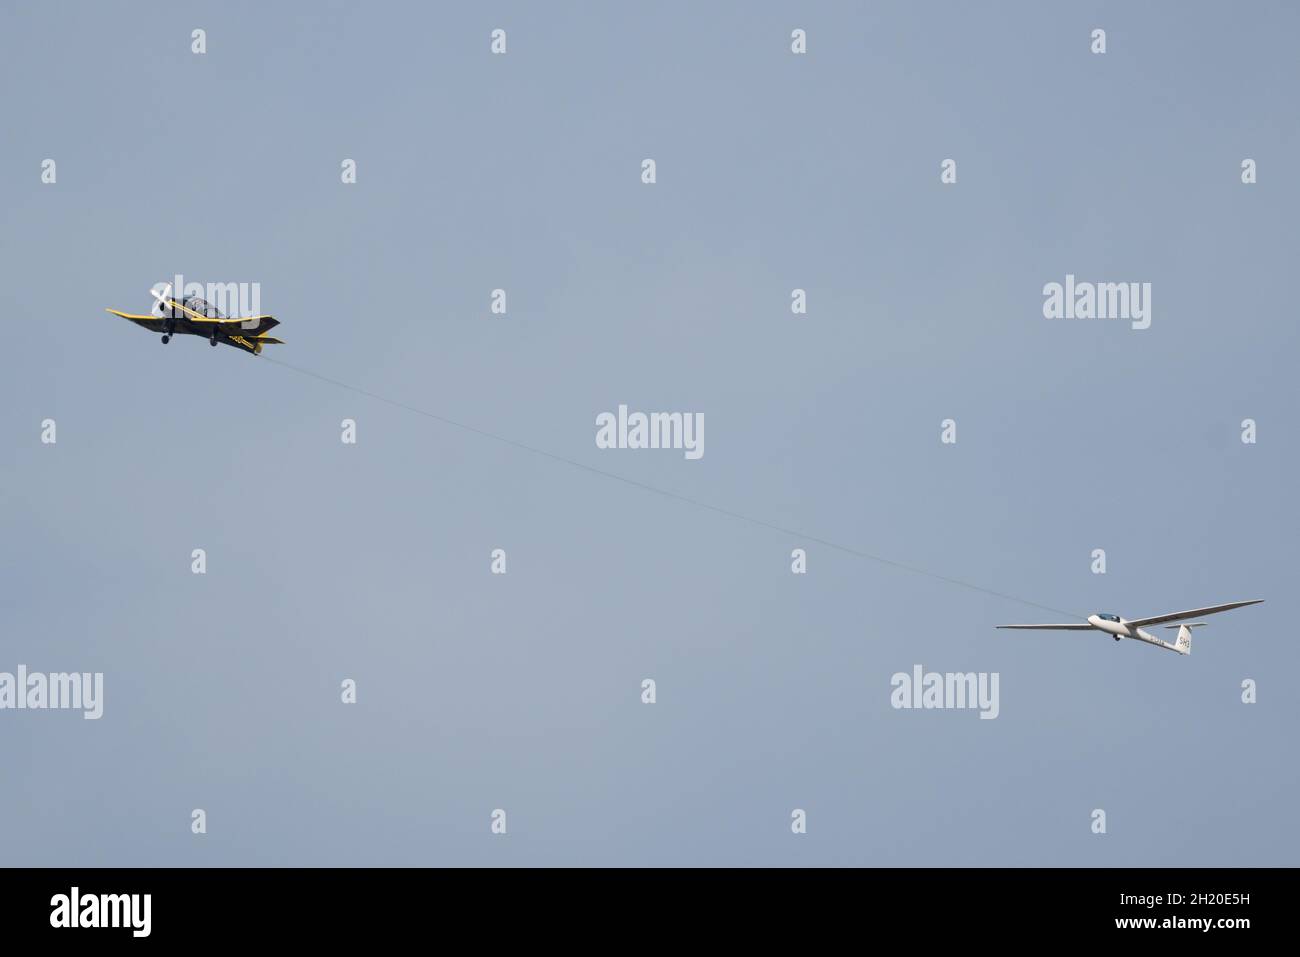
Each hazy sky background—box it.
[2,1,1297,866]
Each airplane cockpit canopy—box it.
[183,296,225,318]
[1098,613,1121,622]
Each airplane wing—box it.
[170,298,274,326]
[1126,600,1264,628]
[242,316,280,336]
[996,623,1094,630]
[105,308,164,327]
[202,314,276,325]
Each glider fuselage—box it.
[1087,614,1167,649]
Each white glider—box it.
[997,599,1263,655]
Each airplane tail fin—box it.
[1163,623,1206,655]
[252,337,283,356]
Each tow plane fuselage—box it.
[106,284,283,356]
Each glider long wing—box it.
[996,623,1094,630]
[1126,600,1264,629]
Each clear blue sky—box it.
[1,0,1296,865]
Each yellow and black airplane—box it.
[106,285,283,356]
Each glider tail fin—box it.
[1164,623,1206,655]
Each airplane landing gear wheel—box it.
[161,334,170,344]
[210,335,218,347]
[1114,636,1121,641]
